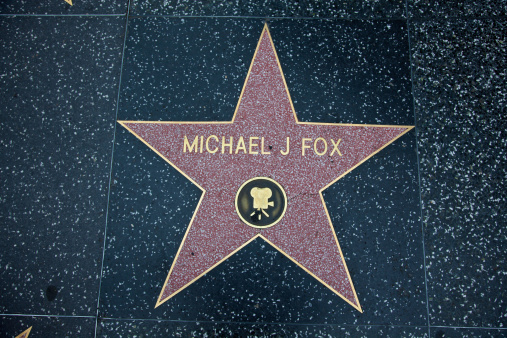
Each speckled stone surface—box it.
[0,16,123,316]
[411,18,506,328]
[130,0,407,19]
[0,315,95,337]
[118,18,261,122]
[100,19,424,327]
[408,0,507,18]
[431,327,507,338]
[270,20,414,126]
[119,25,412,312]
[99,319,428,337]
[0,0,128,15]
[1,1,505,336]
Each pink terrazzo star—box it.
[119,24,413,312]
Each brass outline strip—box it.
[119,23,414,313]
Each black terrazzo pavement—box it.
[129,0,407,19]
[0,1,505,337]
[411,18,506,329]
[0,16,123,317]
[98,319,429,337]
[0,316,95,337]
[0,0,127,15]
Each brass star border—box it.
[119,24,413,313]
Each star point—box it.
[15,326,32,338]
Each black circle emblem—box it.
[235,177,287,228]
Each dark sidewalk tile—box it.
[431,327,507,338]
[0,0,128,15]
[324,132,425,325]
[100,18,424,326]
[130,0,407,19]
[0,16,124,315]
[410,18,506,327]
[98,319,428,337]
[408,0,507,19]
[0,315,95,337]
[119,18,414,125]
[269,19,413,125]
[118,18,262,122]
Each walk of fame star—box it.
[119,24,413,312]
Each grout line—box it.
[99,317,428,328]
[0,314,95,319]
[430,326,507,330]
[0,13,124,17]
[97,318,507,331]
[405,1,431,337]
[2,313,504,331]
[126,14,408,20]
[0,13,504,21]
[0,13,405,20]
[404,14,507,22]
[93,1,131,337]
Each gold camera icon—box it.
[250,187,274,219]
